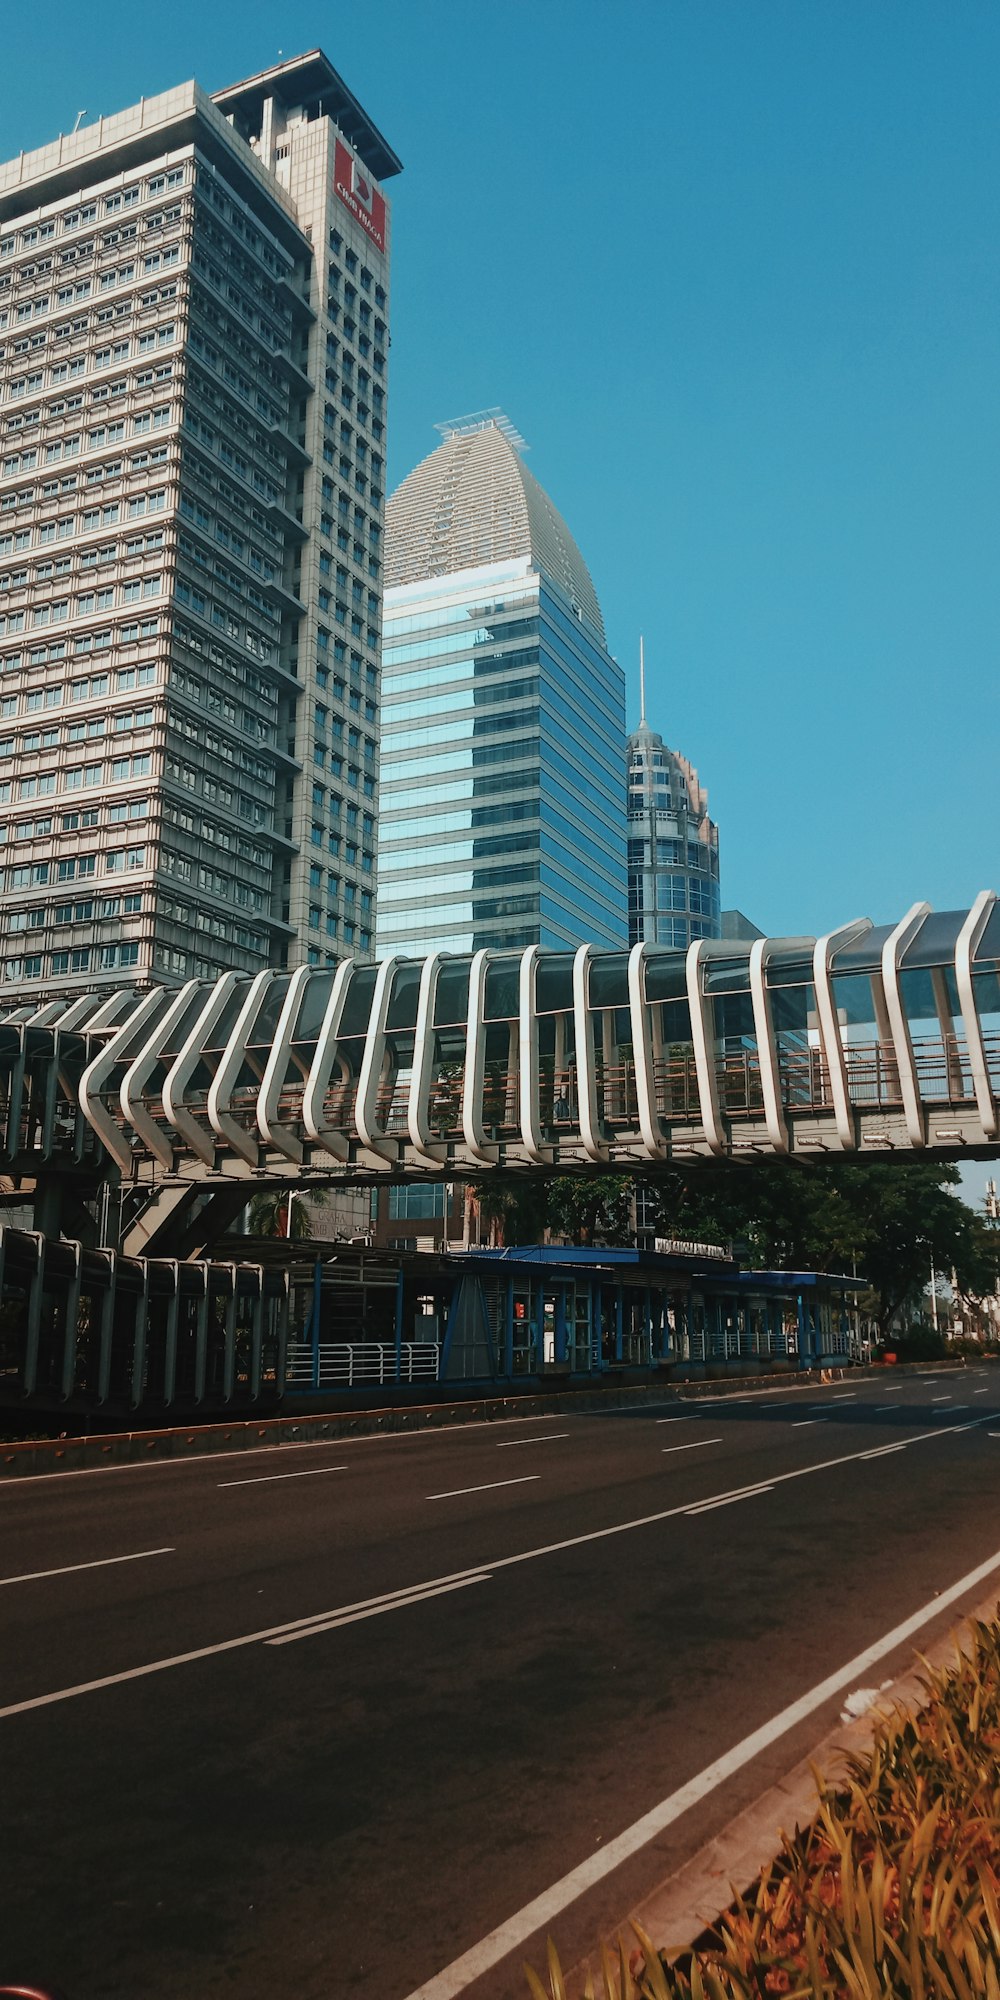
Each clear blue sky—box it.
[3,0,998,948]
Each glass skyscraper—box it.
[376,414,628,956]
[627,715,720,948]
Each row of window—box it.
[9,891,143,929]
[1,407,172,467]
[0,660,157,702]
[0,279,180,344]
[0,441,173,504]
[0,170,187,259]
[0,326,175,378]
[0,752,152,797]
[0,707,152,750]
[0,578,163,627]
[0,799,147,844]
[4,845,146,887]
[3,941,142,979]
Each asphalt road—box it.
[3,1368,1000,2000]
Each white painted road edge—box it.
[400,1544,1000,2000]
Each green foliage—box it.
[245,1187,322,1241]
[471,1174,634,1248]
[547,1176,635,1247]
[528,1612,1000,1998]
[470,1175,552,1248]
[636,1159,1000,1335]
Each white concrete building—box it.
[0,51,398,997]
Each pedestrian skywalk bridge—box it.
[1,897,998,1210]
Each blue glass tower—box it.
[376,414,628,956]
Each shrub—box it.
[527,1612,1000,1999]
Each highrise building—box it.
[376,413,628,957]
[0,52,398,998]
[627,671,720,949]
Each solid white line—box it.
[861,1444,908,1460]
[426,1475,540,1501]
[218,1466,347,1488]
[685,1485,774,1515]
[266,1576,488,1645]
[496,1433,570,1449]
[0,1547,173,1589]
[400,1545,1000,2000]
[662,1439,722,1455]
[0,1418,981,1724]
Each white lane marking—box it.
[426,1475,540,1501]
[685,1485,774,1515]
[662,1439,722,1456]
[0,1547,173,1589]
[655,1416,698,1425]
[399,1542,1000,2000]
[974,1390,990,1396]
[0,1419,982,1723]
[831,1393,856,1401]
[0,1413,571,1487]
[218,1466,347,1488]
[267,1576,488,1646]
[879,1404,902,1411]
[0,1381,902,1491]
[861,1444,908,1460]
[792,1419,825,1427]
[496,1433,570,1449]
[932,1396,952,1403]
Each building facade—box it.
[376,414,628,958]
[0,51,396,998]
[627,716,720,949]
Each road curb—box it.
[590,1581,1000,1979]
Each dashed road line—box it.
[218,1466,347,1488]
[0,1547,174,1589]
[426,1475,540,1501]
[662,1438,721,1455]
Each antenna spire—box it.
[639,634,647,725]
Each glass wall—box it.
[377,560,628,957]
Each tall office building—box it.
[627,691,720,949]
[0,52,397,998]
[376,413,628,957]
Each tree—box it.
[245,1187,323,1241]
[635,1157,996,1339]
[546,1175,634,1247]
[469,1174,551,1248]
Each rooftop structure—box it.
[383,415,605,638]
[627,652,720,949]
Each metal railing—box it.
[285,1341,441,1388]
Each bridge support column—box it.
[60,1240,83,1403]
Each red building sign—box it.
[334,138,386,254]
